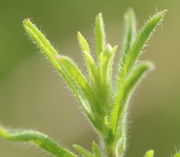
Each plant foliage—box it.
[0,9,170,157]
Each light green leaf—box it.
[116,62,153,156]
[109,62,153,139]
[92,141,103,157]
[99,44,118,87]
[144,150,154,157]
[121,8,137,63]
[119,10,167,83]
[123,61,154,100]
[108,10,167,145]
[73,144,94,157]
[77,32,98,86]
[21,10,167,157]
[97,44,118,111]
[23,18,60,70]
[55,55,96,120]
[56,55,88,90]
[83,51,98,83]
[0,127,77,157]
[77,31,91,54]
[95,13,106,55]
[174,152,180,157]
[23,18,96,125]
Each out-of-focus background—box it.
[0,0,179,157]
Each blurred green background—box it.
[0,0,180,157]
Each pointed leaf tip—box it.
[120,9,166,76]
[96,12,102,18]
[155,9,167,19]
[95,12,106,54]
[0,127,10,138]
[77,31,91,54]
[0,127,77,157]
[73,144,94,157]
[174,152,180,157]
[125,8,135,17]
[144,150,154,157]
[23,18,30,24]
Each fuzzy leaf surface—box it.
[0,127,77,157]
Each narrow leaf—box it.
[73,144,94,157]
[97,44,117,111]
[23,18,60,70]
[95,13,106,54]
[23,19,95,125]
[123,62,154,100]
[92,141,103,157]
[78,31,91,54]
[119,10,167,82]
[56,55,106,132]
[83,51,98,83]
[109,62,153,140]
[77,32,98,85]
[56,55,88,89]
[0,127,77,157]
[99,44,117,86]
[174,153,180,157]
[55,55,94,117]
[121,8,137,63]
[144,150,154,157]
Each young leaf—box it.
[97,44,118,111]
[23,18,60,69]
[73,144,94,157]
[23,18,96,125]
[92,141,103,157]
[77,31,91,54]
[123,61,154,101]
[19,10,167,157]
[174,152,180,157]
[0,127,77,157]
[77,32,98,84]
[119,10,167,83]
[83,51,98,82]
[95,13,106,55]
[109,62,153,144]
[121,8,137,63]
[108,10,167,143]
[144,150,154,157]
[99,44,118,88]
[55,55,100,123]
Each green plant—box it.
[0,9,173,157]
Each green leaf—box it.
[77,31,98,84]
[174,152,180,157]
[121,8,137,63]
[83,51,98,83]
[144,150,154,157]
[0,127,77,157]
[119,10,167,83]
[123,61,154,100]
[23,18,60,69]
[97,44,118,111]
[21,10,167,157]
[117,62,153,156]
[23,18,96,125]
[95,13,106,55]
[77,31,91,54]
[55,55,96,121]
[99,44,118,87]
[92,141,103,157]
[108,62,153,144]
[108,10,167,146]
[73,144,94,157]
